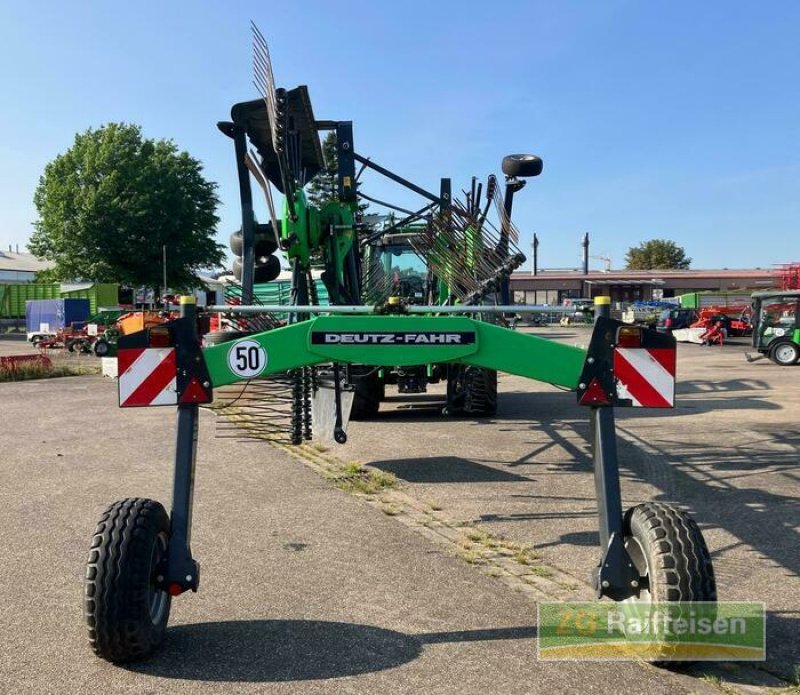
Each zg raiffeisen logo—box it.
[537,602,765,661]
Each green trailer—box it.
[0,282,118,318]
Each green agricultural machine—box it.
[83,27,716,663]
[747,290,800,365]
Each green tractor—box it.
[748,290,800,365]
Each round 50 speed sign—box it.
[228,339,268,378]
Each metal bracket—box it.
[595,532,640,601]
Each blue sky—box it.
[0,1,797,271]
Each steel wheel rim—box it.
[775,344,796,363]
[148,531,169,624]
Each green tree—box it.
[307,131,368,213]
[307,131,338,208]
[30,123,224,296]
[625,239,691,270]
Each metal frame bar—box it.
[336,122,356,203]
[352,152,440,203]
[231,125,256,305]
[359,202,436,247]
[206,304,578,314]
[201,314,586,390]
[164,299,201,592]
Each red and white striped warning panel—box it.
[118,348,178,407]
[613,347,676,408]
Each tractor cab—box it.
[361,225,436,306]
[379,232,430,305]
[751,290,800,365]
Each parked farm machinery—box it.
[83,28,716,663]
[746,290,800,365]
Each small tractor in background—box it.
[747,290,800,365]
[82,25,717,665]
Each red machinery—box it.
[776,262,800,290]
[690,305,753,337]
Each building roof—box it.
[0,250,53,273]
[512,268,774,281]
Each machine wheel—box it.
[770,341,799,366]
[93,339,110,357]
[449,367,498,417]
[623,502,716,603]
[350,368,383,420]
[85,498,172,663]
[65,339,77,353]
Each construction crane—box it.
[590,254,613,272]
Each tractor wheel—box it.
[623,502,716,603]
[65,339,77,353]
[350,368,383,420]
[93,339,110,357]
[449,367,498,417]
[770,341,800,366]
[85,498,172,663]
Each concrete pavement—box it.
[0,375,724,695]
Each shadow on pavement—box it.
[371,456,530,483]
[498,389,781,421]
[127,619,536,682]
[677,378,771,394]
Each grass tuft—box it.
[0,360,99,382]
[332,462,398,495]
[456,549,485,565]
[512,547,542,565]
[527,565,554,578]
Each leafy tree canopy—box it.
[30,123,224,293]
[625,239,691,270]
[307,131,339,208]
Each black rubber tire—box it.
[85,498,172,663]
[93,339,110,357]
[624,502,716,603]
[449,367,498,417]
[253,255,282,283]
[65,339,77,353]
[232,255,282,283]
[230,228,279,258]
[349,368,383,420]
[769,340,800,366]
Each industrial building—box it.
[0,247,52,283]
[510,268,777,305]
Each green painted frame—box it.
[203,314,586,389]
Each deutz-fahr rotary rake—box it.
[84,26,716,663]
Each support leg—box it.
[591,406,639,600]
[163,297,201,594]
[164,402,200,593]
